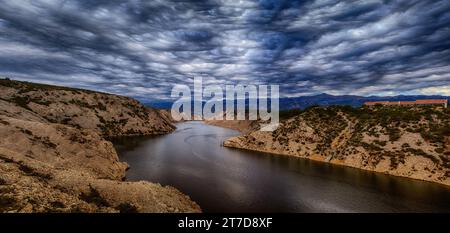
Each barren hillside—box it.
[0,79,175,137]
[0,78,200,213]
[224,105,450,186]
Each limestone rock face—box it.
[224,106,450,186]
[0,79,200,213]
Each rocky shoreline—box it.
[223,106,450,187]
[0,78,201,213]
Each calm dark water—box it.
[114,121,450,213]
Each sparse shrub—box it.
[20,129,33,136]
[0,119,10,125]
[50,201,65,209]
[373,140,387,147]
[0,177,7,185]
[117,203,139,213]
[16,162,52,180]
[11,96,31,110]
[435,148,444,154]
[79,186,110,207]
[0,195,18,212]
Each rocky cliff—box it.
[224,105,450,186]
[0,78,200,213]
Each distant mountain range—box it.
[144,93,449,110]
[278,94,449,110]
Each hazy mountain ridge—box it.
[279,94,450,110]
[0,78,200,213]
[144,93,449,111]
[224,105,450,186]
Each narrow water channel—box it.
[114,121,450,213]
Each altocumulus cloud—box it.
[0,0,449,101]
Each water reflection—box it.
[113,121,450,213]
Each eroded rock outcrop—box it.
[0,78,200,213]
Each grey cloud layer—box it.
[0,0,449,100]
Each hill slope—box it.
[224,105,450,186]
[0,78,199,213]
[0,79,175,137]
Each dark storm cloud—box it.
[0,0,450,100]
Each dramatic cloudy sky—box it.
[0,0,450,101]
